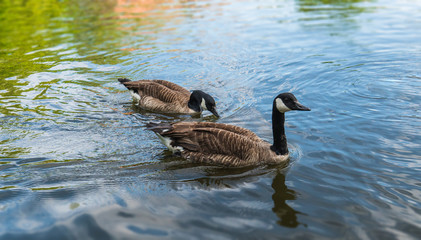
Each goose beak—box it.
[294,102,311,111]
[209,108,220,118]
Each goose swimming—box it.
[147,93,310,167]
[118,78,219,117]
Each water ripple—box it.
[1,0,421,239]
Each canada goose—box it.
[118,78,219,117]
[147,93,310,167]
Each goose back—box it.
[120,80,194,113]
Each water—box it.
[1,0,421,239]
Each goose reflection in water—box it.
[271,171,302,228]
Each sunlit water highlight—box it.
[1,0,421,239]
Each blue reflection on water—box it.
[1,0,421,239]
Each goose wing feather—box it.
[121,80,190,103]
[181,152,245,167]
[151,80,191,96]
[159,122,269,165]
[170,122,264,143]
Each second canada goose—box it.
[118,78,219,117]
[147,93,310,167]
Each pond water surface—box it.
[1,0,421,239]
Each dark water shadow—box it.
[271,171,303,228]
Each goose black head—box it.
[188,90,219,117]
[274,93,311,113]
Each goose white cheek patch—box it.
[276,98,291,113]
[201,98,207,110]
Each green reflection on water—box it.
[296,0,373,19]
[70,202,80,210]
[0,0,64,80]
[0,185,17,190]
[0,0,125,81]
[20,158,83,166]
[0,144,30,159]
[31,186,64,191]
[298,0,368,6]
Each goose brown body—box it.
[148,122,289,167]
[147,92,310,167]
[119,79,196,114]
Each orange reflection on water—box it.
[114,0,185,52]
[114,0,178,19]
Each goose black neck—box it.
[271,103,288,155]
[187,91,201,113]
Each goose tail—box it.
[146,122,173,135]
[118,78,132,84]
